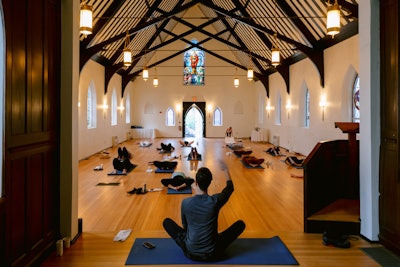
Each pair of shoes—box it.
[322,231,350,248]
[127,188,137,194]
[94,165,103,171]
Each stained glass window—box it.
[183,40,205,85]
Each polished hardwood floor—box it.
[41,138,381,267]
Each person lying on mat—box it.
[140,140,152,147]
[153,160,178,170]
[179,140,194,147]
[163,160,246,261]
[112,147,134,174]
[284,156,304,167]
[161,172,194,191]
[266,146,281,156]
[157,142,175,152]
[188,147,201,160]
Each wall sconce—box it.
[319,95,327,121]
[118,104,125,117]
[266,102,272,118]
[102,101,108,119]
[326,0,341,38]
[79,4,93,37]
[78,102,81,108]
[286,100,291,119]
[207,105,213,119]
[176,105,182,124]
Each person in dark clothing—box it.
[112,147,134,174]
[161,172,194,191]
[266,146,281,156]
[162,160,245,261]
[159,142,175,152]
[153,160,178,170]
[284,156,304,167]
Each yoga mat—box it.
[361,247,400,267]
[125,237,298,265]
[108,165,137,175]
[240,160,264,169]
[96,182,120,186]
[167,187,192,194]
[155,168,175,173]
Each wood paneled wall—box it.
[379,0,400,254]
[0,0,61,266]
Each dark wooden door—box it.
[379,0,400,254]
[0,0,61,266]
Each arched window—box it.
[125,93,131,124]
[111,89,117,126]
[305,89,310,127]
[275,93,281,125]
[87,82,97,129]
[213,107,222,126]
[352,75,360,123]
[183,39,205,85]
[166,107,175,126]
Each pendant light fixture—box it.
[79,4,93,37]
[326,0,341,38]
[142,67,149,81]
[234,66,239,88]
[271,33,280,67]
[247,68,253,81]
[123,31,132,67]
[153,77,159,87]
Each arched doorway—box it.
[182,102,206,138]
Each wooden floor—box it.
[41,138,381,267]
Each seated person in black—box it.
[162,160,245,262]
[284,156,304,167]
[188,147,201,160]
[161,172,194,191]
[266,146,281,156]
[153,160,178,170]
[112,147,134,174]
[158,142,175,152]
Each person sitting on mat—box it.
[188,147,201,160]
[284,156,304,167]
[112,147,134,174]
[180,140,194,147]
[162,160,246,262]
[157,142,175,152]
[153,160,178,170]
[266,146,281,156]
[226,126,232,137]
[161,172,194,191]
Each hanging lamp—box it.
[153,77,159,87]
[271,33,280,67]
[123,31,132,67]
[326,0,341,38]
[247,68,254,81]
[79,4,93,37]
[142,68,149,81]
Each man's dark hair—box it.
[195,167,212,191]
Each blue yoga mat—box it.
[155,168,175,173]
[125,237,298,265]
[167,187,192,194]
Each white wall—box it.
[256,36,360,156]
[78,60,132,160]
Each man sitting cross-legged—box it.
[162,160,245,261]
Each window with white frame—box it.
[352,75,360,123]
[87,82,97,129]
[305,88,310,127]
[166,107,175,126]
[111,89,117,126]
[213,107,222,126]
[125,93,131,124]
[275,93,281,125]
